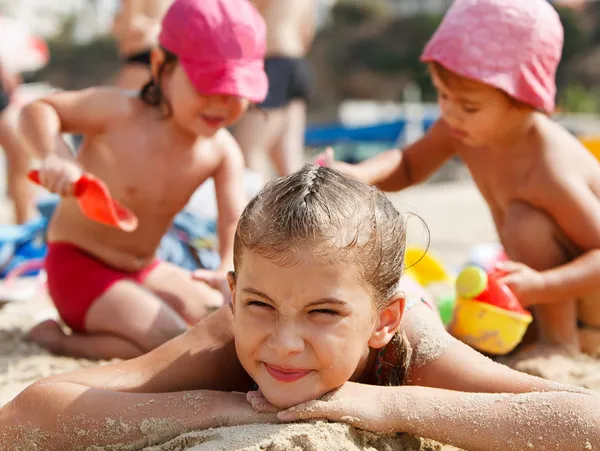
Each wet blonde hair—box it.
[234,164,406,309]
[234,165,413,385]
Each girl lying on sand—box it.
[2,166,599,450]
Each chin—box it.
[257,377,329,409]
[262,388,320,409]
[198,126,220,137]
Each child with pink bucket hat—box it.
[19,0,268,360]
[320,0,600,357]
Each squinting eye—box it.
[311,309,339,317]
[462,107,480,114]
[247,300,272,309]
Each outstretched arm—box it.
[0,306,255,448]
[213,129,247,273]
[328,119,456,192]
[263,302,600,449]
[270,381,599,451]
[1,383,276,450]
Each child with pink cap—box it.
[321,0,600,357]
[19,0,268,360]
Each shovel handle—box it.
[27,169,90,197]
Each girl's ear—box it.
[368,293,405,349]
[149,46,166,80]
[228,271,237,310]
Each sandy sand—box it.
[145,422,458,451]
[1,180,599,450]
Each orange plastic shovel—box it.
[28,169,138,232]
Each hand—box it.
[38,155,83,197]
[314,148,365,182]
[495,261,547,307]
[214,391,279,427]
[192,269,232,304]
[248,382,397,433]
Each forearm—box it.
[1,383,237,449]
[354,148,409,191]
[217,220,236,272]
[392,386,600,451]
[541,249,600,303]
[19,100,74,161]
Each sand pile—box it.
[144,422,457,451]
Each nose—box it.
[207,94,239,107]
[267,319,305,356]
[440,98,461,127]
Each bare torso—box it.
[455,114,600,237]
[112,0,174,56]
[48,95,225,272]
[252,0,317,57]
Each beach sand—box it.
[1,180,599,450]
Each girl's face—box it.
[162,63,250,137]
[230,250,402,408]
[431,70,526,148]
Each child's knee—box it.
[501,201,568,269]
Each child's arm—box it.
[269,305,600,449]
[496,173,600,306]
[334,119,456,192]
[1,384,276,449]
[0,306,254,447]
[20,87,132,161]
[272,382,599,451]
[19,88,133,195]
[521,177,600,304]
[213,129,247,273]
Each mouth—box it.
[200,114,227,128]
[264,363,312,383]
[450,128,468,139]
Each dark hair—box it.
[429,62,534,111]
[139,47,179,117]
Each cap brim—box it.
[180,58,268,104]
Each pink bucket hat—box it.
[159,0,268,103]
[421,0,564,113]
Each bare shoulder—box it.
[529,118,599,194]
[401,303,589,394]
[46,87,133,113]
[542,118,597,173]
[40,87,136,133]
[46,305,250,393]
[213,128,244,165]
[214,128,242,153]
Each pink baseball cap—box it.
[159,0,268,103]
[421,0,563,113]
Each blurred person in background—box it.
[232,0,317,179]
[0,60,36,224]
[111,0,174,90]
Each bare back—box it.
[252,0,317,57]
[49,91,226,272]
[455,114,600,244]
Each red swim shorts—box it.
[45,242,160,333]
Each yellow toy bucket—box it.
[404,245,454,286]
[449,298,532,355]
